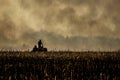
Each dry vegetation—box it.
[0,51,120,80]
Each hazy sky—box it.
[0,0,120,51]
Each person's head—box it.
[39,40,42,43]
[34,45,37,48]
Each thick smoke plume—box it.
[0,0,120,51]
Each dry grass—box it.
[0,51,120,80]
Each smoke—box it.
[0,0,120,50]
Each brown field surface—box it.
[0,51,120,80]
[0,51,119,59]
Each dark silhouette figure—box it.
[32,45,38,52]
[38,40,43,48]
[32,40,47,52]
[38,40,43,50]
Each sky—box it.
[0,0,120,51]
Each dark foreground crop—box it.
[0,51,120,80]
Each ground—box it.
[0,51,120,80]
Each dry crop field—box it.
[0,51,120,80]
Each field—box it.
[0,51,120,80]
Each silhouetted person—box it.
[38,40,43,49]
[32,40,47,52]
[32,45,38,52]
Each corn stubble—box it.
[0,51,120,80]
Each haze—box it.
[0,0,120,51]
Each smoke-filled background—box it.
[0,0,120,51]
